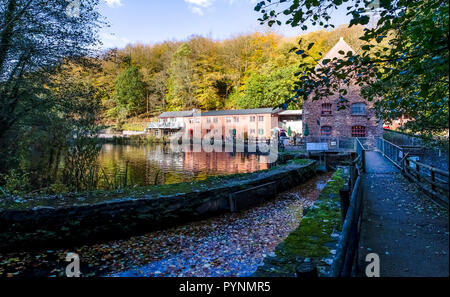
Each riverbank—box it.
[0,159,316,252]
[0,172,333,277]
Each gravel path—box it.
[0,173,332,278]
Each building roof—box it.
[201,108,281,117]
[316,37,356,70]
[159,110,196,118]
[279,110,303,116]
[159,108,282,118]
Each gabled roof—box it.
[316,37,356,69]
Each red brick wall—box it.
[303,84,383,142]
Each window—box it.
[172,118,177,122]
[352,103,366,115]
[213,117,218,123]
[321,103,332,116]
[195,118,200,123]
[189,119,194,124]
[155,130,159,136]
[226,117,232,123]
[206,118,211,123]
[233,117,239,123]
[259,128,264,135]
[321,126,332,136]
[352,126,366,137]
[258,116,264,122]
[250,129,256,134]
[250,116,256,122]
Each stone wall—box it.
[0,161,316,252]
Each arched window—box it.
[352,126,366,137]
[321,103,333,116]
[321,126,332,136]
[352,103,366,115]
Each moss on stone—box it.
[253,170,346,277]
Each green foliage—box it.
[237,65,298,109]
[255,0,449,135]
[304,123,310,137]
[113,66,146,118]
[0,169,31,196]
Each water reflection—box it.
[97,144,270,188]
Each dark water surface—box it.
[97,144,271,187]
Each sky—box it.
[98,0,353,49]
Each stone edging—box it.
[0,160,317,252]
[253,169,347,277]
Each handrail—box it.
[402,157,449,207]
[331,164,363,277]
[407,159,449,177]
[380,137,403,150]
[331,138,367,276]
[377,137,404,169]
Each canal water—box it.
[97,144,271,188]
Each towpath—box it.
[357,151,449,277]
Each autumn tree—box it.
[0,0,102,174]
[166,43,196,110]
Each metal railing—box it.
[147,122,184,130]
[300,137,368,151]
[331,141,366,277]
[377,137,404,168]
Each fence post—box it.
[361,149,366,173]
[431,170,436,191]
[416,163,421,181]
[350,164,356,190]
[339,186,350,221]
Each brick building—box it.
[148,108,303,141]
[303,37,383,145]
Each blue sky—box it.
[99,0,352,49]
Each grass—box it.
[121,122,148,132]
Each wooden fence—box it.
[377,137,449,207]
[402,158,449,207]
[330,138,366,277]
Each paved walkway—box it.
[357,151,449,277]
